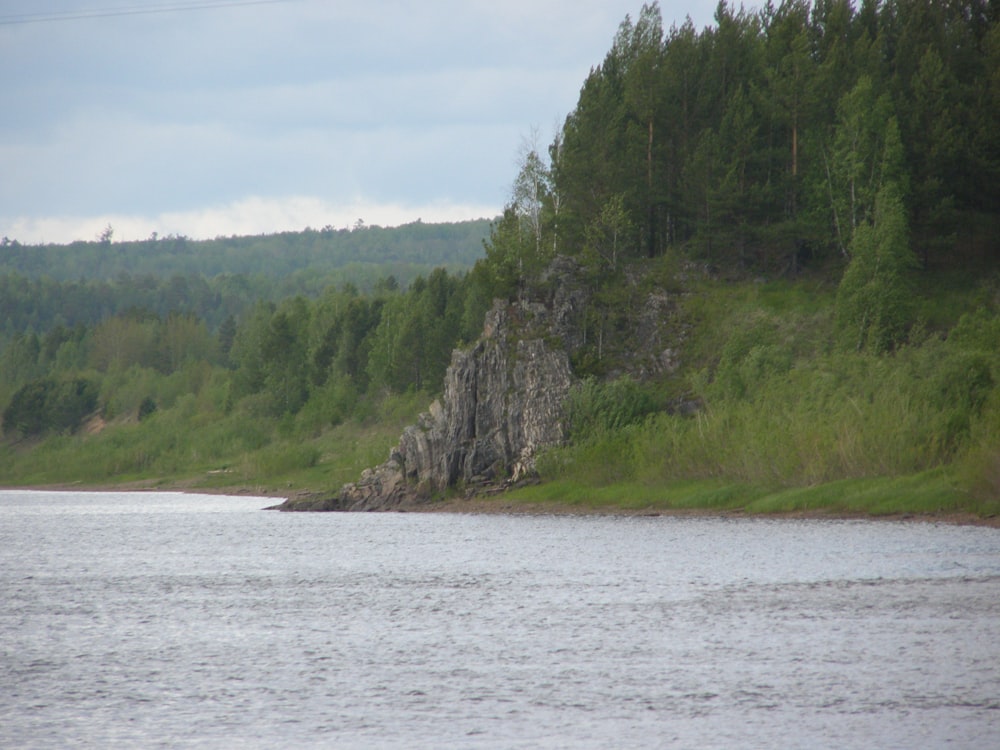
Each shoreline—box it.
[408,494,1000,527]
[4,481,998,528]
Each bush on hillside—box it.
[2,377,98,438]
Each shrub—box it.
[138,396,158,421]
[2,377,98,437]
[835,183,918,352]
[565,376,658,440]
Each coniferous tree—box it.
[621,3,666,257]
[659,17,705,243]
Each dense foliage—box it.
[2,377,98,438]
[1,269,486,432]
[0,219,490,282]
[489,0,998,278]
[0,219,490,335]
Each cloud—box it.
[0,0,725,244]
[2,195,500,245]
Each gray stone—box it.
[334,296,575,511]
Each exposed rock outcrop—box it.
[271,254,692,512]
[275,276,579,511]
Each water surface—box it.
[2,490,999,748]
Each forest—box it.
[2,0,999,515]
[0,218,490,334]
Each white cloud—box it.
[0,0,726,244]
[2,195,500,245]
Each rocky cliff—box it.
[275,262,583,511]
[337,301,574,510]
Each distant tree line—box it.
[0,219,490,283]
[0,219,491,339]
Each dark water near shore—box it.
[2,490,999,748]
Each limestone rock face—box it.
[335,298,575,511]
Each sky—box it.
[1,0,725,244]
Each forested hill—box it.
[512,0,999,275]
[0,218,492,334]
[1,219,492,283]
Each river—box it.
[1,489,999,748]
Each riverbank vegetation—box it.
[526,264,1000,518]
[2,0,999,518]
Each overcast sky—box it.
[1,0,725,244]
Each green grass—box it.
[0,390,426,495]
[506,478,768,511]
[742,470,976,516]
[502,469,998,519]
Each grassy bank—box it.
[520,266,1000,522]
[499,471,999,522]
[0,390,428,497]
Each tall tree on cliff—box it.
[620,3,666,257]
[554,23,630,254]
[511,130,552,265]
[823,75,906,256]
[657,17,704,244]
[759,0,818,271]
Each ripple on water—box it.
[1,492,999,748]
